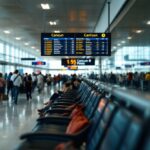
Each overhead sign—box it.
[41,33,111,56]
[32,61,46,65]
[140,62,150,66]
[61,58,95,66]
[125,64,132,68]
[116,67,121,70]
[67,66,78,70]
[21,58,36,61]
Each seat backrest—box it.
[140,120,150,150]
[143,134,150,150]
[86,102,117,150]
[86,97,109,142]
[99,108,133,150]
[85,92,103,119]
[77,82,89,97]
[79,86,92,104]
[83,90,95,107]
[119,117,143,150]
[84,91,101,119]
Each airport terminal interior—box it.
[0,0,150,150]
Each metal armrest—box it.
[20,132,77,142]
[52,102,74,107]
[20,123,91,142]
[46,108,72,114]
[37,116,71,124]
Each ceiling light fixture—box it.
[121,41,126,44]
[146,20,150,25]
[4,30,10,34]
[117,43,121,46]
[41,3,50,10]
[135,30,142,33]
[49,21,57,25]
[24,43,29,46]
[113,46,117,49]
[31,46,35,49]
[127,36,132,40]
[15,37,21,40]
[54,30,60,33]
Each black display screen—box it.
[41,33,111,56]
[61,58,95,66]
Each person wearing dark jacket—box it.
[24,73,32,101]
[7,72,13,97]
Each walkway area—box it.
[0,86,56,150]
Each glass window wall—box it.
[102,46,150,73]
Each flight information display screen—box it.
[61,58,95,66]
[41,33,111,56]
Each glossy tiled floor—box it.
[0,86,57,150]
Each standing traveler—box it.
[31,72,37,92]
[46,74,52,91]
[7,72,13,97]
[24,73,32,101]
[0,73,6,103]
[37,72,44,94]
[11,70,22,104]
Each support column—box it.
[99,56,102,76]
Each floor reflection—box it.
[0,87,50,150]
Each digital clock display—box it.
[61,58,95,66]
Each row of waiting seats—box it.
[15,79,150,150]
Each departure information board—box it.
[41,33,111,56]
[62,58,95,66]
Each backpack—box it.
[0,78,5,88]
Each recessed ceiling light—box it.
[146,20,150,25]
[135,30,142,33]
[117,43,121,46]
[41,3,50,10]
[15,37,21,40]
[54,30,60,33]
[49,21,57,25]
[127,36,132,40]
[31,46,35,49]
[4,30,10,34]
[113,46,117,49]
[24,43,29,46]
[121,41,126,44]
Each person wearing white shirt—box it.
[31,72,37,92]
[37,72,44,93]
[11,70,22,104]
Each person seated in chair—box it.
[37,82,73,116]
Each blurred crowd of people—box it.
[0,70,149,104]
[0,70,79,104]
[89,72,150,89]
